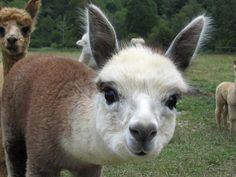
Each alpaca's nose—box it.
[129,123,157,142]
[7,36,18,45]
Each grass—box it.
[1,50,236,176]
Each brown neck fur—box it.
[2,51,26,77]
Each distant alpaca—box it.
[215,60,236,132]
[0,0,41,176]
[76,36,146,69]
[76,33,96,68]
[130,37,145,46]
[1,4,209,177]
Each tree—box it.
[125,0,158,38]
[148,17,172,48]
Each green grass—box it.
[1,50,236,176]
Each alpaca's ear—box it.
[87,4,118,68]
[234,60,236,65]
[165,16,209,71]
[25,0,41,20]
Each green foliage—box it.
[125,0,157,38]
[148,17,172,48]
[1,0,235,50]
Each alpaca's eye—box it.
[103,87,119,105]
[21,26,30,36]
[165,94,180,110]
[0,26,5,37]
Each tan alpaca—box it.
[0,1,41,176]
[215,60,236,132]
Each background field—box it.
[1,50,235,177]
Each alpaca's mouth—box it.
[6,45,19,54]
[126,139,154,157]
[135,151,147,156]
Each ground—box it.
[1,49,236,177]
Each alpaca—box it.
[130,37,145,46]
[0,1,41,176]
[1,4,209,177]
[215,60,236,132]
[76,33,96,68]
[76,35,146,69]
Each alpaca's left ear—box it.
[25,0,41,20]
[165,16,210,71]
[87,4,118,68]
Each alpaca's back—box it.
[216,82,235,104]
[2,55,96,133]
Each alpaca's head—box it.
[86,5,209,161]
[0,0,41,56]
[76,33,89,47]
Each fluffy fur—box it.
[0,1,41,176]
[215,60,236,132]
[130,37,145,45]
[1,4,209,177]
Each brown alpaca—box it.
[215,60,236,132]
[0,1,41,176]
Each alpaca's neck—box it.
[79,49,92,65]
[2,51,26,77]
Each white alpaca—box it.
[130,37,145,46]
[1,5,209,177]
[76,33,96,68]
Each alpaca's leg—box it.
[71,165,102,177]
[228,106,236,132]
[26,161,60,177]
[230,120,236,132]
[3,131,27,177]
[0,130,7,177]
[215,102,224,128]
[222,105,229,128]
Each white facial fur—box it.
[95,46,188,159]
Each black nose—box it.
[7,37,18,45]
[129,123,157,142]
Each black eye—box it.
[103,87,119,105]
[0,26,5,37]
[165,94,180,110]
[21,26,30,36]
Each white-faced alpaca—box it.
[0,1,41,177]
[1,5,209,177]
[76,33,96,68]
[130,37,145,46]
[215,60,236,132]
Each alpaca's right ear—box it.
[234,60,236,65]
[87,4,118,68]
[25,0,41,20]
[165,16,210,71]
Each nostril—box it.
[129,126,141,141]
[147,129,157,141]
[129,123,157,142]
[7,37,18,45]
